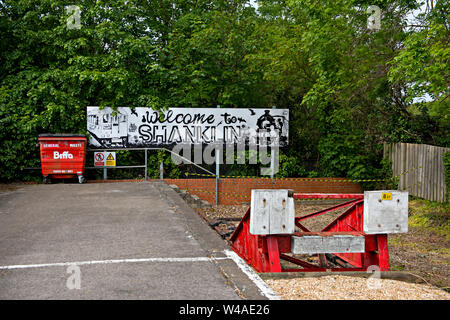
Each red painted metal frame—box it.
[293,193,364,200]
[230,193,390,273]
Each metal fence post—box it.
[144,149,148,181]
[160,160,164,180]
[216,152,219,206]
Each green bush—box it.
[444,152,450,202]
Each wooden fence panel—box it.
[384,142,449,202]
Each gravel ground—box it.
[265,275,450,300]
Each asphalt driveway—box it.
[0,181,271,299]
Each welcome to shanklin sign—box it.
[87,107,289,149]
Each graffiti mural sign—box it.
[87,107,289,149]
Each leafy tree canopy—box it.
[0,0,448,181]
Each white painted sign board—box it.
[87,107,289,149]
[363,190,408,234]
[291,234,365,254]
[250,189,295,235]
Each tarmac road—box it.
[0,181,272,300]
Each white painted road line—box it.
[0,256,229,270]
[223,249,280,300]
[0,251,280,300]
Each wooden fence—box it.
[384,142,449,202]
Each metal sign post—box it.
[144,149,148,181]
[271,105,275,180]
[216,105,220,206]
[94,151,116,180]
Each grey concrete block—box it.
[200,200,212,208]
[179,189,188,200]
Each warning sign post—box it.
[94,152,105,166]
[94,152,116,167]
[105,152,116,167]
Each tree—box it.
[247,0,425,179]
[0,0,215,180]
[389,0,449,146]
[0,0,447,181]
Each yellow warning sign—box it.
[382,192,392,200]
[105,152,116,167]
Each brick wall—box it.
[163,178,362,205]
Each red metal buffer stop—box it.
[38,134,87,184]
[230,190,408,273]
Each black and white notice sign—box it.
[87,107,288,149]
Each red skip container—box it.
[38,134,87,184]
